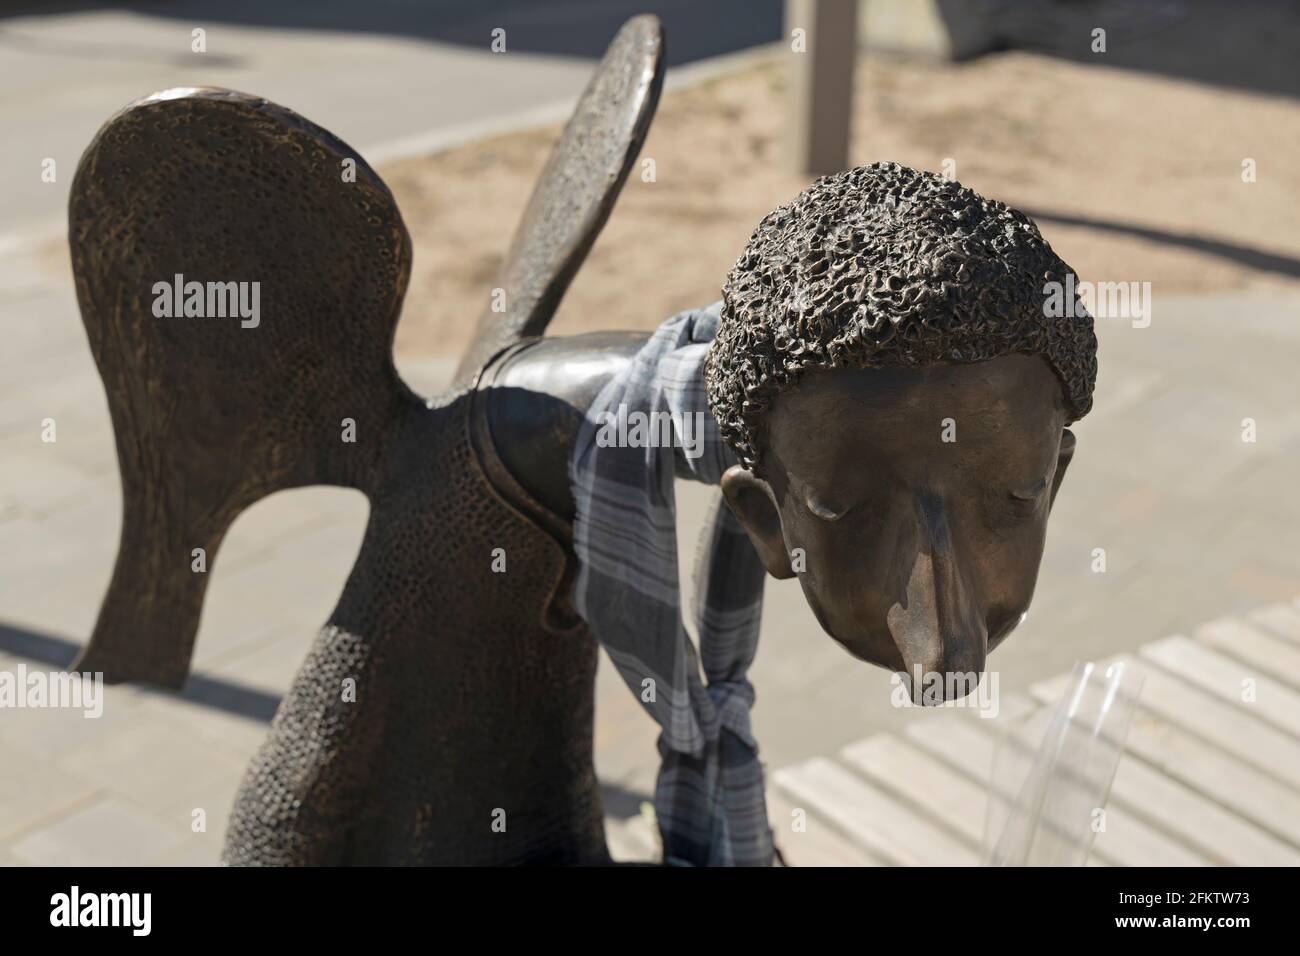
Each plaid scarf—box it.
[570,302,774,867]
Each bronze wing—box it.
[451,14,664,385]
[69,87,413,686]
[69,15,665,689]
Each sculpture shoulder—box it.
[479,331,651,525]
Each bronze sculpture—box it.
[66,15,1096,865]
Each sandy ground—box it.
[382,47,1300,362]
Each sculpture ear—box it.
[720,465,796,580]
[1049,428,1077,507]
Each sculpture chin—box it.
[823,607,998,706]
[821,616,1000,707]
[816,607,993,683]
[812,589,1032,684]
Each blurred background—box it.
[1,0,1298,866]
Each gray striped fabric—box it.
[570,302,774,867]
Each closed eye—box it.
[806,494,851,522]
[1010,477,1049,502]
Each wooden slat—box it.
[977,690,1039,724]
[903,712,994,779]
[904,712,1206,866]
[1107,748,1300,866]
[762,600,1300,867]
[1250,602,1300,646]
[841,734,986,845]
[1039,654,1300,791]
[766,788,882,867]
[1032,667,1300,864]
[1141,635,1300,737]
[1119,718,1300,849]
[772,756,978,866]
[1028,682,1300,849]
[1198,617,1300,692]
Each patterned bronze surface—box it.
[223,390,605,864]
[67,18,666,864]
[69,87,413,687]
[707,162,1098,474]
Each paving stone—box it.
[190,587,304,672]
[9,797,189,867]
[0,514,87,575]
[215,486,367,568]
[203,627,321,697]
[193,525,366,671]
[60,718,252,817]
[0,677,147,761]
[0,288,85,366]
[132,693,271,761]
[0,735,99,842]
[147,833,223,867]
[0,550,115,647]
[2,285,1299,864]
[0,454,109,520]
[0,374,106,440]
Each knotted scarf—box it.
[570,302,773,866]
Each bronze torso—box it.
[223,333,647,864]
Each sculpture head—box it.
[707,163,1097,694]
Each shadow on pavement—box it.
[1023,207,1300,280]
[0,619,281,722]
[0,620,654,816]
[973,0,1300,101]
[0,0,784,67]
[7,0,1299,99]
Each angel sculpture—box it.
[67,16,1095,865]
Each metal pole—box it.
[785,0,860,176]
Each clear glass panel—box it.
[983,660,1144,866]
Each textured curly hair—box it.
[704,162,1097,473]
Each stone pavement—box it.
[2,218,1299,863]
[0,0,780,233]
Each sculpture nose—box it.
[886,493,987,698]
